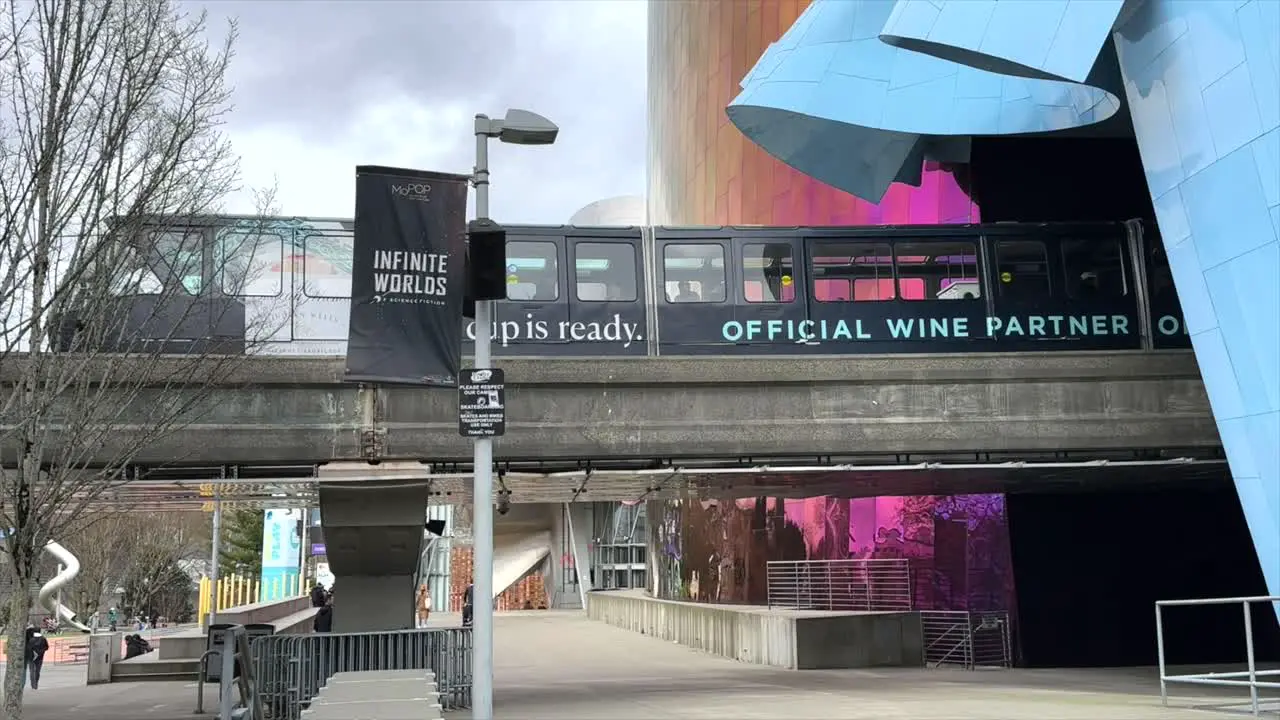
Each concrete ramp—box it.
[492,530,551,599]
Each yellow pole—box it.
[198,577,207,621]
[237,576,245,605]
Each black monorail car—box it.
[74,215,1191,357]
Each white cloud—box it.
[205,0,647,224]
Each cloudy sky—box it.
[201,0,647,224]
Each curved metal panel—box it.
[727,0,1122,203]
[879,0,1126,84]
[647,0,978,226]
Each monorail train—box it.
[84,215,1191,357]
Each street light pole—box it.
[470,114,496,720]
[469,108,558,720]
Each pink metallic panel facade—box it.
[645,0,1012,615]
[646,0,978,227]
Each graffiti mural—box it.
[648,491,1015,613]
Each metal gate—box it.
[251,627,472,719]
[920,610,1012,669]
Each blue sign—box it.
[311,543,326,556]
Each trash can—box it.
[244,623,276,644]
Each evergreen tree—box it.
[219,509,265,577]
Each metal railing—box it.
[920,610,1012,669]
[251,627,472,719]
[1156,595,1280,717]
[767,559,912,612]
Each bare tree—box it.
[0,1,283,712]
[64,511,211,622]
[117,512,206,623]
[63,514,136,621]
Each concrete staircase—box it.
[552,590,584,610]
[110,655,201,682]
[301,669,444,719]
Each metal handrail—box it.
[1156,595,1280,717]
[766,559,912,612]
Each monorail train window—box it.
[1148,244,1176,302]
[742,243,795,303]
[150,231,203,295]
[217,232,284,296]
[663,244,725,303]
[506,241,559,301]
[895,242,980,301]
[995,240,1050,297]
[302,233,354,299]
[111,249,163,295]
[575,242,636,302]
[810,242,894,302]
[1061,237,1128,298]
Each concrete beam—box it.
[0,351,1217,465]
[318,475,431,633]
[0,349,1205,385]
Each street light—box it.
[470,107,558,720]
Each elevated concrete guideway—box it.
[1,350,1219,468]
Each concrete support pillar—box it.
[564,502,594,607]
[318,479,431,633]
[543,504,567,606]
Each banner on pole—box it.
[345,165,470,387]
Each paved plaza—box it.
[10,610,1278,719]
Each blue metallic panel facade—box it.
[726,0,1122,203]
[880,0,1126,83]
[728,0,1280,600]
[1113,0,1280,604]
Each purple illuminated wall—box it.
[646,0,1014,618]
[649,492,1015,613]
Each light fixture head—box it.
[497,108,559,146]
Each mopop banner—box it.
[345,165,470,387]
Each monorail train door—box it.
[564,230,647,356]
[1139,221,1192,350]
[653,232,734,353]
[492,229,568,354]
[216,224,293,347]
[983,224,1143,351]
[129,226,230,353]
[733,236,807,350]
